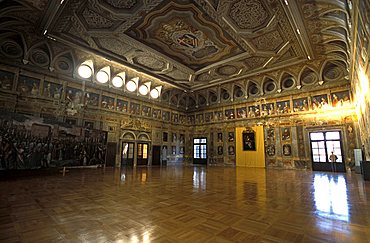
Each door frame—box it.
[137,142,149,166]
[121,141,135,167]
[152,145,161,166]
[308,129,346,172]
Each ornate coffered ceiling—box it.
[44,0,312,89]
[0,0,352,109]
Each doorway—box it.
[193,137,207,165]
[310,131,345,172]
[137,143,149,166]
[121,142,134,166]
[152,146,161,166]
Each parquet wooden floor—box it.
[1,166,370,242]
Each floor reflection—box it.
[313,174,349,222]
[193,166,206,191]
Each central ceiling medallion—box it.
[126,1,242,70]
[156,18,219,58]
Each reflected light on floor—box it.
[193,167,206,191]
[313,174,349,222]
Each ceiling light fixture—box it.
[139,82,151,96]
[150,86,162,99]
[77,61,93,79]
[112,72,125,88]
[126,77,139,92]
[96,71,109,84]
[112,76,123,88]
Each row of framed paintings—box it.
[189,90,351,124]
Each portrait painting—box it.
[65,87,83,105]
[281,127,291,140]
[142,106,152,117]
[217,132,223,142]
[214,111,223,121]
[293,98,309,112]
[17,75,40,96]
[196,114,204,124]
[153,109,161,119]
[276,100,291,114]
[0,70,14,90]
[243,129,256,151]
[179,115,186,124]
[266,144,276,157]
[228,132,234,142]
[101,96,115,110]
[187,115,195,124]
[116,99,128,112]
[311,94,328,110]
[266,128,275,141]
[130,102,140,115]
[162,111,170,121]
[283,144,292,156]
[225,109,235,120]
[179,146,184,154]
[236,107,247,118]
[43,81,63,99]
[331,90,351,107]
[261,103,275,116]
[248,105,260,117]
[85,92,99,107]
[217,146,223,155]
[205,112,214,122]
[172,113,179,123]
[228,145,235,155]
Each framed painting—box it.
[243,128,256,151]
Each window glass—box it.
[326,131,340,140]
[310,132,324,140]
[128,143,134,159]
[143,144,148,159]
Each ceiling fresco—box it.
[0,0,351,109]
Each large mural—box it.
[0,111,107,170]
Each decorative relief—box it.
[30,48,50,67]
[95,38,133,56]
[82,8,114,29]
[165,68,190,80]
[301,69,318,85]
[105,0,137,9]
[229,0,270,30]
[323,64,344,80]
[156,18,220,59]
[54,56,73,73]
[196,72,213,82]
[0,40,23,58]
[133,55,166,71]
[216,65,238,76]
[244,56,267,69]
[251,30,284,51]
